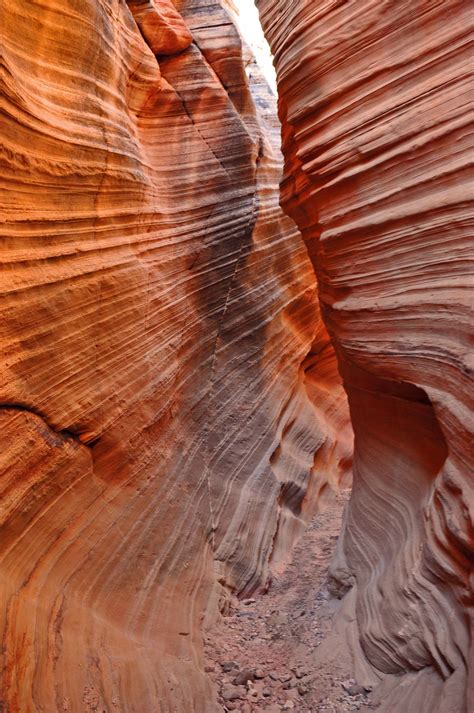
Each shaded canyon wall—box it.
[0,0,351,710]
[256,1,473,712]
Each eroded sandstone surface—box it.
[256,1,473,712]
[0,1,351,711]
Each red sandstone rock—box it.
[257,1,473,711]
[127,0,193,55]
[0,1,350,710]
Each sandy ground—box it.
[204,491,378,713]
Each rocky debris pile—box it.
[212,658,314,710]
[204,492,377,712]
[208,656,374,712]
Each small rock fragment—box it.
[347,684,366,696]
[233,669,255,686]
[221,684,246,702]
[222,661,239,673]
[297,682,309,695]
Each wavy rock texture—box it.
[0,1,350,710]
[257,1,473,711]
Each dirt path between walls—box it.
[204,490,378,713]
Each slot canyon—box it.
[0,0,472,712]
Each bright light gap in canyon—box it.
[233,0,277,91]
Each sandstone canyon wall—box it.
[0,1,351,711]
[256,1,473,712]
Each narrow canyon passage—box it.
[0,1,472,712]
[204,490,375,713]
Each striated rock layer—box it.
[257,1,473,711]
[0,0,350,710]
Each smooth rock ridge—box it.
[257,1,473,711]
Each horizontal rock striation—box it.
[257,1,473,711]
[0,0,350,710]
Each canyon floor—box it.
[205,490,378,713]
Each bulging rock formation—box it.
[257,1,473,711]
[0,1,350,710]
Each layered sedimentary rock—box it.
[0,1,350,710]
[257,1,473,711]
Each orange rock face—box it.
[257,1,473,711]
[128,1,193,55]
[0,1,350,710]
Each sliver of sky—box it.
[231,0,277,91]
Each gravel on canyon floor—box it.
[204,491,378,713]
